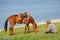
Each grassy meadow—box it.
[0,22,60,40]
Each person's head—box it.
[46,20,51,24]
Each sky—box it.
[0,0,60,29]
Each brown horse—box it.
[4,13,38,36]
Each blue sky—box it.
[0,0,60,29]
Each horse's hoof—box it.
[36,31,38,32]
[34,31,38,33]
[10,34,14,36]
[10,34,13,36]
[24,32,27,34]
[28,31,30,33]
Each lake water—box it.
[0,0,60,29]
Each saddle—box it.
[21,14,27,19]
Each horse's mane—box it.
[8,14,18,19]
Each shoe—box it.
[45,32,49,34]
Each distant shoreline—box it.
[0,19,60,32]
[37,19,60,25]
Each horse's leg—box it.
[24,19,30,33]
[24,24,27,34]
[10,24,14,36]
[27,26,30,33]
[27,24,30,33]
[24,24,30,33]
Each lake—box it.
[0,0,60,29]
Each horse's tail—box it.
[4,18,9,32]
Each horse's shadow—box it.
[14,31,34,35]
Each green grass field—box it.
[0,22,60,40]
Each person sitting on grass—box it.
[45,20,57,34]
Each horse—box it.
[4,13,38,36]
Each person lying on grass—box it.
[45,20,57,34]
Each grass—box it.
[0,22,60,40]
